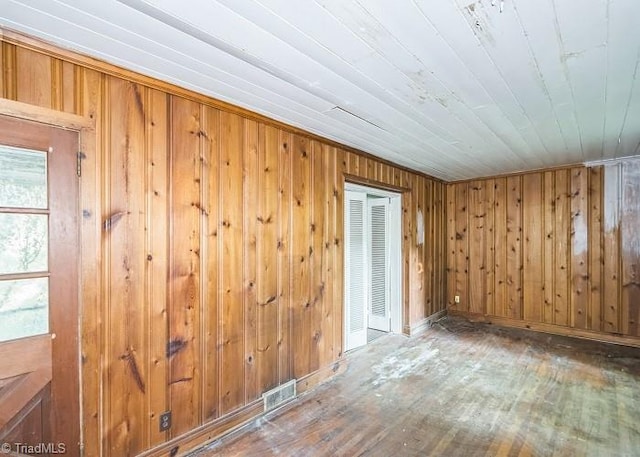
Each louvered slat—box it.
[370,204,387,318]
[349,199,365,332]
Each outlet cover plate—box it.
[159,411,172,432]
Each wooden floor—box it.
[190,317,640,456]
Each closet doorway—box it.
[344,183,402,352]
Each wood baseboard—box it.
[296,359,347,396]
[137,401,263,457]
[138,358,348,457]
[405,309,448,336]
[449,310,640,349]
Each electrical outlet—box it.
[159,411,172,432]
[454,295,460,304]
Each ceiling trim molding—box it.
[584,155,640,168]
[446,161,587,184]
[0,26,442,182]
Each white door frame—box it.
[344,183,402,352]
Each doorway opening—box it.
[344,182,402,352]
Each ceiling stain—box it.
[462,1,496,46]
[435,97,449,108]
[560,44,606,63]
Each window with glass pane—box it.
[0,144,49,342]
[0,214,48,274]
[0,145,47,209]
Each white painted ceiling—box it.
[2,0,640,180]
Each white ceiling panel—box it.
[2,0,639,180]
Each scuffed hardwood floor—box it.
[191,317,640,456]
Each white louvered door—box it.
[368,198,390,331]
[344,191,367,351]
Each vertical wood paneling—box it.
[277,132,293,384]
[447,162,640,340]
[435,180,442,315]
[291,135,311,379]
[543,172,555,324]
[106,79,147,456]
[310,140,325,373]
[347,151,360,176]
[257,125,279,393]
[570,168,589,329]
[455,183,469,311]
[484,179,495,317]
[588,167,603,332]
[603,164,621,333]
[16,48,52,108]
[493,178,507,317]
[364,157,374,180]
[413,176,425,322]
[329,146,340,361]
[51,58,63,111]
[146,89,169,447]
[243,119,259,403]
[78,66,103,457]
[1,43,17,99]
[469,180,485,314]
[506,176,522,320]
[202,105,220,421]
[428,177,435,316]
[446,185,457,310]
[61,61,77,114]
[333,149,346,358]
[523,173,543,322]
[168,96,202,436]
[426,179,436,316]
[393,168,401,188]
[621,161,640,336]
[403,174,414,326]
[319,144,334,368]
[424,179,432,317]
[219,111,244,415]
[0,42,4,97]
[554,170,570,326]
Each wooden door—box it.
[344,191,367,351]
[0,115,80,456]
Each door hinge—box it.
[77,151,84,177]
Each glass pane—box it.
[0,145,48,209]
[0,277,49,342]
[0,214,48,274]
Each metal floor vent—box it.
[262,379,297,412]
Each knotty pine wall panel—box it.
[621,160,640,336]
[202,105,220,423]
[493,177,507,318]
[506,175,523,320]
[146,88,170,449]
[168,96,203,436]
[104,77,149,455]
[554,170,571,326]
[447,163,640,342]
[0,35,446,456]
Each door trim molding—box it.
[0,100,95,455]
[0,98,93,131]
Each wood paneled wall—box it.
[446,162,640,340]
[0,33,446,456]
